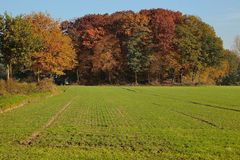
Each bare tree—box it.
[233,35,240,56]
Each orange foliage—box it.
[92,34,122,82]
[27,13,76,76]
[200,61,229,84]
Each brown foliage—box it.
[92,34,123,82]
[27,13,76,77]
[61,9,226,85]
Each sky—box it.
[0,0,240,49]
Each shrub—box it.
[0,78,57,96]
[2,79,36,95]
[36,78,57,93]
[5,79,22,94]
[0,80,7,96]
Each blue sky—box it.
[1,0,240,49]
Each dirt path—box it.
[20,97,76,146]
[0,101,29,114]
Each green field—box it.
[0,92,50,112]
[0,86,240,159]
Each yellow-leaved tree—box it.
[26,13,76,82]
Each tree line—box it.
[0,9,240,85]
[0,13,75,82]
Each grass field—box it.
[0,95,27,111]
[0,86,240,159]
[0,92,50,112]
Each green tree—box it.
[174,16,202,83]
[0,13,39,81]
[219,50,240,85]
[174,16,224,84]
[126,27,153,85]
[113,12,153,84]
[200,22,224,68]
[0,15,3,65]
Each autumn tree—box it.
[26,13,76,82]
[61,9,226,85]
[0,9,230,85]
[61,14,109,84]
[0,13,39,81]
[141,9,181,54]
[219,50,240,85]
[140,9,182,83]
[92,34,122,83]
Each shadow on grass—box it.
[189,101,240,113]
[173,110,223,129]
[121,88,137,93]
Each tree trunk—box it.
[108,72,112,84]
[147,72,150,84]
[197,73,201,84]
[180,72,183,84]
[6,63,13,81]
[159,71,163,84]
[179,69,183,84]
[37,73,40,83]
[76,67,80,84]
[156,72,159,83]
[36,68,40,83]
[10,64,12,79]
[172,75,175,84]
[6,64,10,81]
[134,72,138,85]
[191,72,195,84]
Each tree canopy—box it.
[0,12,76,82]
[0,13,38,80]
[0,9,238,85]
[63,9,228,85]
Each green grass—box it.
[0,86,240,159]
[0,95,27,110]
[0,92,50,111]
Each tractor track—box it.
[19,97,76,146]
